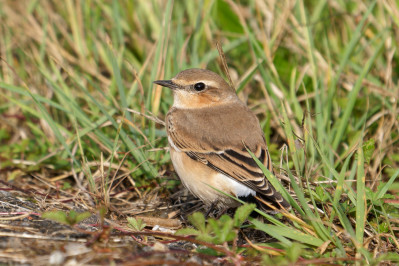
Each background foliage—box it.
[0,0,398,264]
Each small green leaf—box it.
[378,222,389,233]
[75,212,91,223]
[207,219,221,241]
[127,217,146,231]
[219,216,235,242]
[196,233,215,243]
[7,170,24,181]
[314,186,328,202]
[234,203,256,227]
[62,182,72,190]
[286,243,304,263]
[68,210,78,222]
[197,247,220,256]
[188,212,206,233]
[362,139,375,164]
[99,205,108,218]
[42,210,92,226]
[381,252,399,262]
[42,210,68,225]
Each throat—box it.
[173,91,221,109]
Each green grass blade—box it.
[375,168,399,200]
[251,218,324,247]
[246,149,294,207]
[333,154,353,207]
[250,218,292,246]
[281,103,302,176]
[355,142,366,250]
[331,36,386,150]
[326,1,376,124]
[285,169,330,242]
[0,83,68,112]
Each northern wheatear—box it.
[154,68,290,212]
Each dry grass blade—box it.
[216,41,234,89]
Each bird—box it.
[154,68,290,213]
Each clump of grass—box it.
[0,0,398,264]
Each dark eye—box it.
[194,82,206,91]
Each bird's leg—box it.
[214,207,228,219]
[205,202,216,218]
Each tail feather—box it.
[255,192,291,213]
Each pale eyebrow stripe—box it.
[172,79,218,88]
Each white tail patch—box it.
[215,173,256,197]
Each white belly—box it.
[170,148,256,208]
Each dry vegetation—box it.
[0,0,398,265]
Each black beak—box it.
[153,80,179,90]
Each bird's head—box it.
[154,68,237,108]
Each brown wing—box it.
[166,103,290,209]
